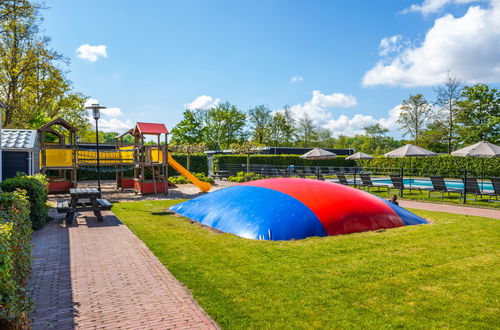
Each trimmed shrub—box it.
[168,173,215,185]
[355,155,500,177]
[214,154,354,170]
[1,174,49,230]
[0,190,32,329]
[228,172,265,182]
[214,154,500,178]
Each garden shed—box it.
[1,129,39,180]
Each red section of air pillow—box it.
[240,178,404,236]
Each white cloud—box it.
[184,95,220,110]
[403,0,482,15]
[76,44,108,62]
[101,107,123,117]
[97,118,134,133]
[378,35,408,56]
[290,75,304,83]
[363,1,500,87]
[285,90,401,136]
[84,98,99,108]
[288,90,357,122]
[322,105,403,137]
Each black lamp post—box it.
[0,101,6,182]
[85,103,106,192]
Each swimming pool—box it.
[371,178,494,191]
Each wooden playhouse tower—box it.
[115,128,135,190]
[38,117,78,192]
[132,122,169,195]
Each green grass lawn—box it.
[113,200,499,329]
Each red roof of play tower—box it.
[134,122,169,135]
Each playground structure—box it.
[38,118,211,194]
[170,178,428,240]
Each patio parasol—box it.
[300,148,337,179]
[384,144,436,187]
[451,141,500,190]
[346,152,374,186]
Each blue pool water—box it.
[371,178,494,191]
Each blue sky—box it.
[42,0,500,137]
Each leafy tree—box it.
[269,111,286,145]
[229,141,264,172]
[0,0,87,131]
[364,123,389,151]
[315,128,333,148]
[170,109,205,144]
[268,106,297,146]
[419,121,449,153]
[205,102,247,149]
[248,105,271,144]
[456,84,500,145]
[297,113,317,147]
[281,105,297,146]
[172,102,247,150]
[434,73,462,153]
[397,94,432,144]
[170,142,206,171]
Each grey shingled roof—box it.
[1,129,38,149]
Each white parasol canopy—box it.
[384,144,436,158]
[451,141,500,158]
[299,148,337,160]
[346,152,374,160]
[384,144,436,187]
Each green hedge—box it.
[213,154,354,169]
[169,153,208,176]
[213,154,500,178]
[0,190,32,329]
[355,155,500,177]
[1,174,49,230]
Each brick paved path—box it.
[29,211,218,329]
[398,200,500,219]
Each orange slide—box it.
[167,154,211,192]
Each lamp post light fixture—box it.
[85,103,106,192]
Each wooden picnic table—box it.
[57,188,112,224]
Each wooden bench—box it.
[97,199,113,211]
[57,198,113,222]
[213,170,230,180]
[57,200,71,213]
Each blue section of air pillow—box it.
[170,185,327,240]
[379,198,429,226]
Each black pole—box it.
[353,166,357,187]
[463,168,467,204]
[95,118,101,192]
[481,158,485,191]
[400,167,404,197]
